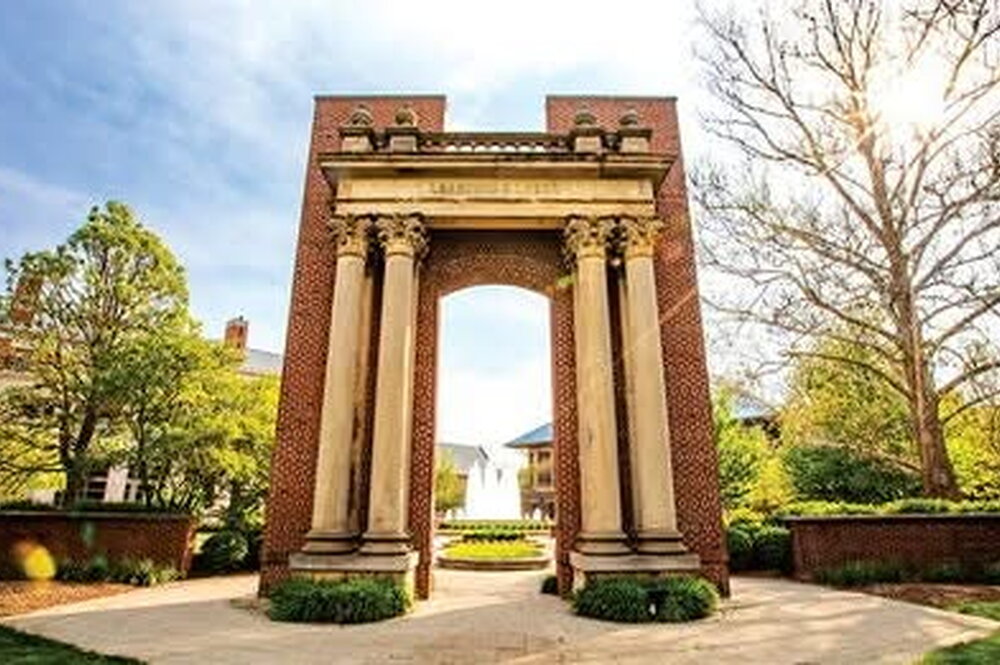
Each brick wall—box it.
[787,515,1000,580]
[547,96,728,593]
[260,96,446,593]
[0,511,196,575]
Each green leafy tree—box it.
[782,337,918,475]
[137,364,279,524]
[946,403,1000,501]
[713,387,770,509]
[0,202,187,504]
[435,451,464,514]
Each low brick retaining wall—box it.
[0,510,197,576]
[784,514,1000,580]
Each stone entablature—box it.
[323,126,669,229]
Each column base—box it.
[575,530,630,555]
[636,529,689,555]
[359,531,412,555]
[569,550,702,592]
[288,550,420,598]
[300,529,358,555]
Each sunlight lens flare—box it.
[868,53,949,139]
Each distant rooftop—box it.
[240,348,283,376]
[437,442,489,474]
[504,422,553,448]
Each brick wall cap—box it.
[782,512,1000,523]
[546,94,678,102]
[0,510,196,522]
[313,93,447,102]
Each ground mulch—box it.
[858,582,1000,610]
[0,580,132,617]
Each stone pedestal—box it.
[289,551,420,598]
[569,551,701,591]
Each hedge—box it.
[573,576,718,623]
[268,577,409,623]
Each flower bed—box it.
[437,538,551,571]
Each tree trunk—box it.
[889,259,960,498]
[910,365,960,497]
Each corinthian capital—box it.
[564,215,615,262]
[328,214,373,258]
[617,216,665,259]
[375,213,428,259]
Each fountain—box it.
[462,448,522,520]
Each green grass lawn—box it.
[922,602,1000,664]
[0,625,142,664]
[442,540,543,560]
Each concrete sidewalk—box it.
[3,571,997,664]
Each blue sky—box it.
[0,0,719,445]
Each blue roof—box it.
[504,422,553,447]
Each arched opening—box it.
[432,285,556,579]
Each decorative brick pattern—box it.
[787,516,1000,580]
[410,231,576,598]
[260,96,446,593]
[0,511,197,575]
[547,97,728,593]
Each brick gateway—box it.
[260,95,727,598]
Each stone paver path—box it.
[3,571,997,664]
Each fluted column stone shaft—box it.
[565,215,628,555]
[305,214,371,554]
[620,217,685,554]
[362,214,427,555]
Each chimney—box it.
[224,316,248,352]
[10,274,42,326]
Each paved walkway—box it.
[3,571,997,664]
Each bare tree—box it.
[694,0,1000,496]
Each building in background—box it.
[505,423,555,519]
[26,317,283,505]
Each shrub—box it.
[815,560,906,586]
[438,519,552,532]
[726,526,755,571]
[56,556,178,586]
[782,445,921,504]
[573,577,651,623]
[442,540,543,560]
[200,530,249,573]
[885,498,953,514]
[460,530,525,542]
[111,558,179,586]
[753,526,792,572]
[647,576,719,623]
[574,576,719,623]
[725,507,767,529]
[540,575,559,595]
[268,577,408,624]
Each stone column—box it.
[619,216,686,554]
[303,214,371,554]
[361,214,427,555]
[564,215,628,555]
